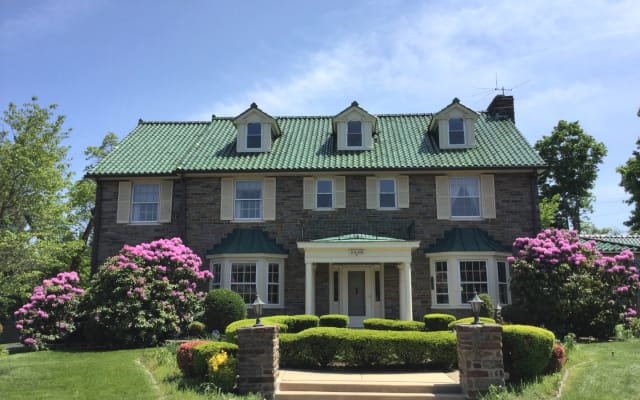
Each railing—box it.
[300,221,415,241]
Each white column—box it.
[400,262,413,321]
[305,262,315,315]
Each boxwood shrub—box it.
[279,327,456,369]
[224,318,289,343]
[192,341,239,378]
[319,314,349,328]
[447,317,496,330]
[502,324,555,381]
[363,318,424,331]
[424,313,456,331]
[203,288,247,333]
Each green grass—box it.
[0,346,261,400]
[480,339,640,400]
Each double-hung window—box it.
[378,179,396,208]
[131,183,160,223]
[347,121,363,148]
[210,259,284,307]
[450,177,480,218]
[459,261,488,303]
[234,180,262,220]
[246,122,262,149]
[316,179,333,209]
[230,262,257,304]
[448,118,465,145]
[434,261,449,305]
[497,261,510,305]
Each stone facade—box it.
[237,325,280,399]
[92,171,539,319]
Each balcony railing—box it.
[300,221,415,241]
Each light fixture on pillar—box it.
[494,303,502,323]
[469,291,484,324]
[252,296,265,327]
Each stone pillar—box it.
[455,324,505,399]
[237,325,280,400]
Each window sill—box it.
[233,219,265,223]
[129,221,162,225]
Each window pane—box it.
[435,261,449,304]
[375,271,381,302]
[317,194,333,208]
[347,121,362,147]
[347,121,362,134]
[448,118,465,145]
[379,179,396,208]
[267,263,280,305]
[235,181,262,219]
[231,263,257,304]
[247,123,261,149]
[316,179,333,208]
[459,261,488,303]
[210,263,222,289]
[131,184,159,222]
[497,261,509,304]
[333,271,339,302]
[450,177,480,217]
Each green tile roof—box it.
[206,228,288,255]
[426,228,512,253]
[580,235,640,254]
[89,111,544,176]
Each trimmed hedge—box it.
[203,289,247,333]
[176,340,209,377]
[363,318,424,331]
[502,325,555,381]
[282,315,319,333]
[187,321,207,338]
[279,327,456,369]
[192,341,239,378]
[424,313,456,331]
[319,314,349,328]
[447,317,496,330]
[224,314,320,342]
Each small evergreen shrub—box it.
[224,318,288,343]
[363,318,424,331]
[192,341,239,378]
[187,321,208,338]
[286,315,319,332]
[177,340,209,377]
[424,313,456,331]
[478,293,494,318]
[502,325,555,381]
[319,314,349,328]
[447,317,496,330]
[203,289,247,333]
[546,343,567,373]
[207,349,238,393]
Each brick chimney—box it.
[487,95,515,122]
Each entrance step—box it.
[275,370,465,400]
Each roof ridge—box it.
[139,120,212,125]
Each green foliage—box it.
[502,325,555,381]
[447,317,496,330]
[203,288,247,333]
[424,313,456,331]
[319,314,349,328]
[224,318,288,343]
[363,318,424,331]
[206,350,238,393]
[478,293,494,317]
[279,327,457,369]
[188,321,208,338]
[283,314,319,332]
[618,130,640,232]
[177,340,210,377]
[535,120,607,231]
[539,194,561,229]
[191,341,238,378]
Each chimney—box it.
[487,95,515,122]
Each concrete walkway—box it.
[279,369,460,385]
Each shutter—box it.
[363,122,373,149]
[397,175,409,208]
[435,176,450,220]
[481,174,496,219]
[117,182,132,224]
[220,178,234,220]
[366,176,377,209]
[337,122,347,150]
[335,176,346,208]
[263,177,276,220]
[236,125,246,152]
[262,123,271,151]
[303,177,314,209]
[158,181,173,223]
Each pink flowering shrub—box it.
[509,229,639,338]
[80,238,212,347]
[14,272,84,350]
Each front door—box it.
[330,264,384,327]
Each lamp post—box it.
[252,296,265,327]
[469,291,484,324]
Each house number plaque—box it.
[349,248,364,256]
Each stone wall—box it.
[455,324,505,399]
[237,325,279,399]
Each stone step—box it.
[276,391,466,400]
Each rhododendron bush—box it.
[80,238,212,347]
[14,272,84,350]
[509,229,639,338]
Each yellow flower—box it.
[209,351,228,372]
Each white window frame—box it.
[433,260,449,305]
[346,120,363,148]
[496,260,511,305]
[448,118,465,145]
[429,253,511,308]
[449,177,481,218]
[131,183,160,223]
[208,257,285,308]
[316,179,334,209]
[234,180,263,220]
[246,122,262,149]
[458,260,488,303]
[378,178,397,209]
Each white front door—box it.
[330,264,384,327]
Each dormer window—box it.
[347,121,363,147]
[247,122,262,149]
[448,118,465,145]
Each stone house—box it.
[88,95,544,326]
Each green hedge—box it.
[447,317,496,330]
[279,327,456,369]
[319,314,349,328]
[363,318,424,331]
[192,341,239,378]
[423,313,456,331]
[224,318,288,343]
[502,325,555,381]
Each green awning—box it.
[426,228,511,253]
[207,228,288,255]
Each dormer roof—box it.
[333,101,377,133]
[232,102,281,137]
[429,98,479,131]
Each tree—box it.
[535,121,607,232]
[539,194,560,229]
[617,109,640,232]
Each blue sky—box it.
[1,0,639,232]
